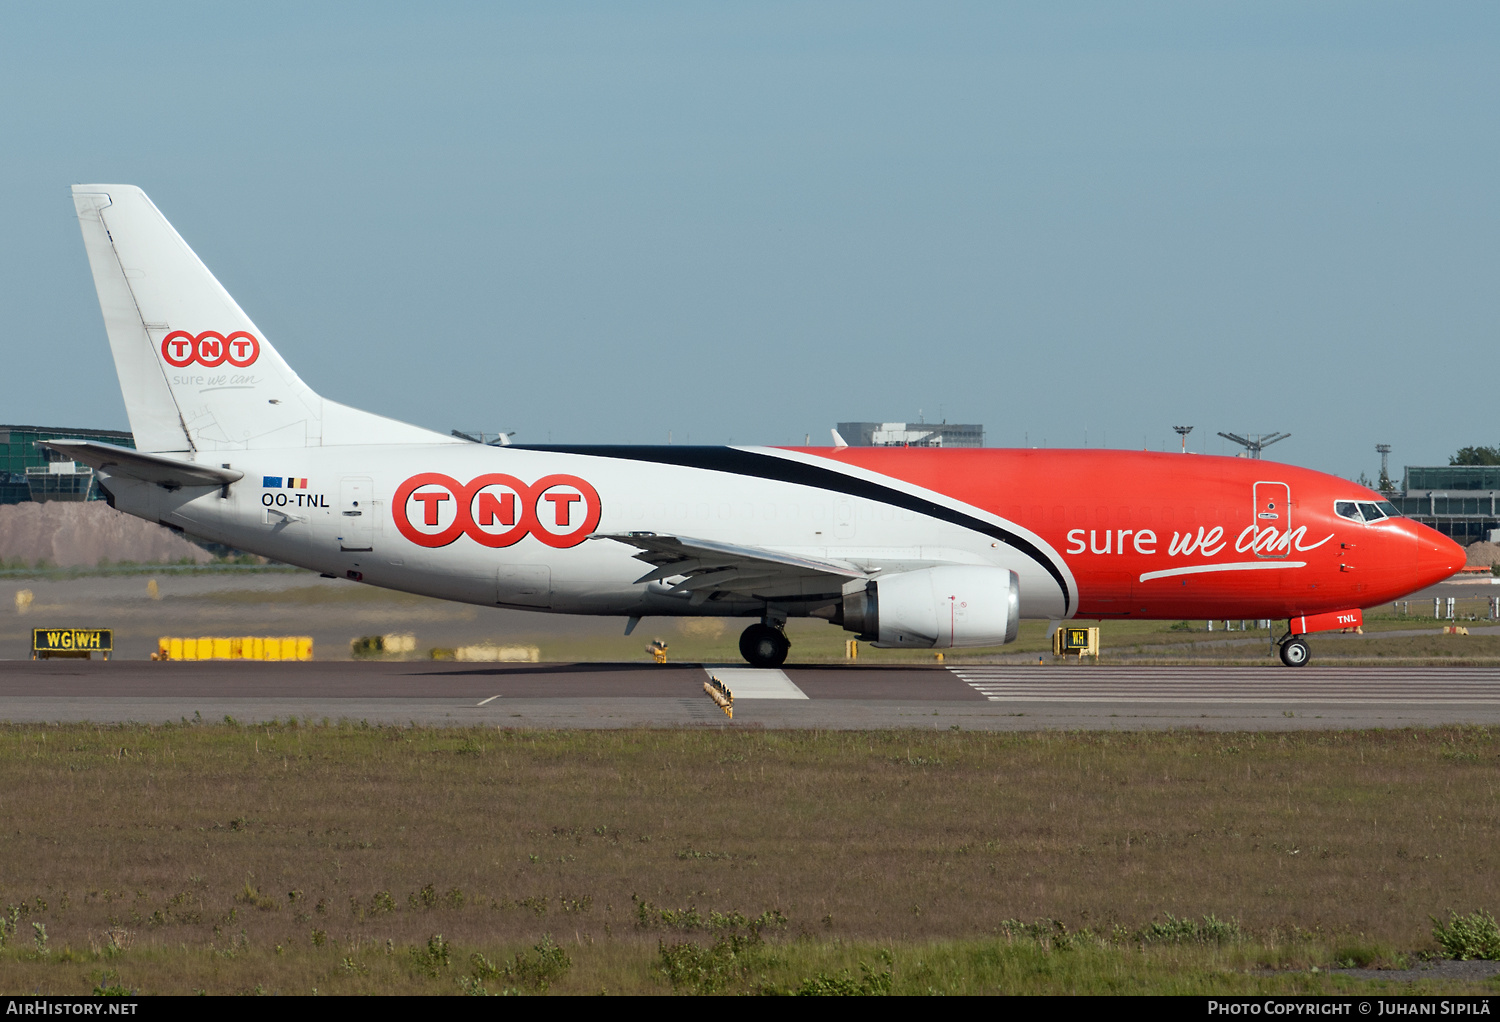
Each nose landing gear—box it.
[739,623,790,668]
[1277,635,1311,667]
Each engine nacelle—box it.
[840,565,1021,648]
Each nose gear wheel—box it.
[1278,636,1310,667]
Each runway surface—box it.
[3,660,1500,730]
[950,665,1500,704]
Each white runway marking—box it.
[703,666,809,700]
[950,666,1500,704]
[476,695,501,706]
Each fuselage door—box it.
[338,476,374,552]
[1252,481,1290,560]
[834,498,855,540]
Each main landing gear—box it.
[1277,634,1311,667]
[739,622,790,668]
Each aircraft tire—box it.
[1279,637,1311,667]
[739,623,790,668]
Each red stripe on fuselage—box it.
[788,447,1462,620]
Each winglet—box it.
[831,428,849,449]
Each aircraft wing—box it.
[37,439,243,489]
[592,532,865,603]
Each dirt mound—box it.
[0,501,212,567]
[1465,541,1500,567]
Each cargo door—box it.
[833,498,855,540]
[1253,481,1290,559]
[338,476,374,551]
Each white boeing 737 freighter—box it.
[51,185,1461,668]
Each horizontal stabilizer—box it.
[39,440,243,489]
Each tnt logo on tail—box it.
[161,330,260,368]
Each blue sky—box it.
[2,3,1496,478]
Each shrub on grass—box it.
[92,970,133,996]
[503,935,571,992]
[234,883,279,911]
[793,951,894,996]
[656,932,769,994]
[999,918,1080,949]
[409,934,451,978]
[632,894,787,935]
[464,935,571,994]
[1138,913,1241,946]
[1432,910,1500,960]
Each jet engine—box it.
[840,565,1021,648]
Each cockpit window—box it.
[1336,500,1399,523]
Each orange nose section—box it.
[1415,529,1466,588]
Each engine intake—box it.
[840,565,1021,648]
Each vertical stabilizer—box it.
[73,189,191,453]
[71,184,455,453]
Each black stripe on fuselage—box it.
[513,445,1072,613]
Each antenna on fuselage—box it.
[1172,425,1194,453]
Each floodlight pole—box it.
[1172,426,1194,453]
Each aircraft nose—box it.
[1415,528,1466,588]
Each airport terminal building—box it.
[0,425,134,504]
[1391,465,1500,545]
[836,421,985,448]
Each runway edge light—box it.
[704,675,734,718]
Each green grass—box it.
[0,922,1496,995]
[0,722,1497,993]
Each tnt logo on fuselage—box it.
[161,330,261,368]
[393,472,602,549]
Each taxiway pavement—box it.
[2,660,1498,730]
